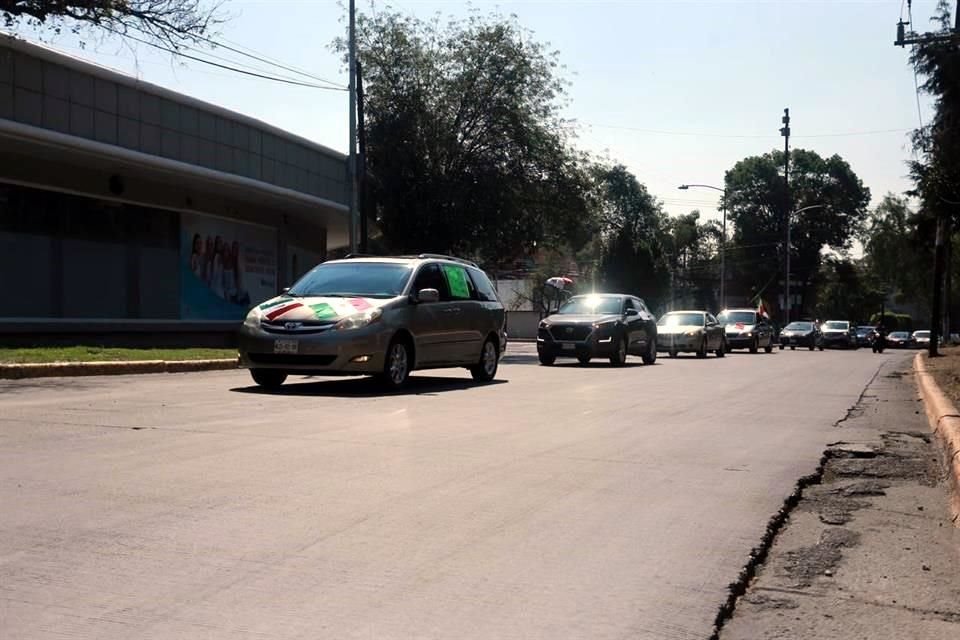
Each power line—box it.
[194,33,346,89]
[907,1,926,130]
[102,27,348,91]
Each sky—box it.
[10,0,944,227]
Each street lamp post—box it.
[784,204,825,323]
[678,184,726,309]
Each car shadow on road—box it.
[230,375,508,397]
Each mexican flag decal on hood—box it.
[255,295,386,322]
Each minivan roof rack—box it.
[416,253,479,268]
[343,253,378,259]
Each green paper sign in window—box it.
[442,265,471,299]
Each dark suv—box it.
[239,254,507,388]
[536,294,658,366]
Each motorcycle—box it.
[872,332,886,353]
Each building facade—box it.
[0,36,348,343]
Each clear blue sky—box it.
[15,0,943,225]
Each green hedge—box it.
[869,311,913,332]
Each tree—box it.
[594,164,671,310]
[812,257,884,324]
[723,148,871,319]
[906,0,960,345]
[1,1,222,47]
[861,194,932,316]
[337,9,594,265]
[668,211,721,310]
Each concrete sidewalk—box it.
[719,356,960,639]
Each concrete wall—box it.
[0,37,346,205]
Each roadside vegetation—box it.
[0,346,236,364]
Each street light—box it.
[678,184,726,309]
[784,204,826,323]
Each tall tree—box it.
[339,9,594,265]
[1,1,221,46]
[669,211,722,310]
[594,164,671,309]
[724,148,870,319]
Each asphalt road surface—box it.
[1,346,913,640]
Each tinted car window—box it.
[468,268,499,302]
[558,296,622,315]
[719,311,757,324]
[412,263,449,300]
[289,262,412,298]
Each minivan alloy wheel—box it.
[387,342,409,386]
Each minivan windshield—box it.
[557,296,622,315]
[784,322,813,332]
[914,331,931,338]
[718,311,757,325]
[658,313,705,327]
[287,262,413,298]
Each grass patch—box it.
[0,346,237,364]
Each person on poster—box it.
[203,235,214,285]
[190,234,204,278]
[229,240,250,306]
[211,236,225,298]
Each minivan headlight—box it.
[243,310,260,329]
[334,308,382,331]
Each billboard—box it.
[180,213,277,320]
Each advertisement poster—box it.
[180,213,277,320]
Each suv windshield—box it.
[824,321,849,330]
[915,331,931,338]
[719,311,757,325]
[785,322,813,332]
[557,296,622,315]
[658,313,704,327]
[287,262,413,298]
[891,332,910,339]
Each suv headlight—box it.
[592,320,617,331]
[334,308,382,331]
[243,310,260,329]
[685,329,702,337]
[539,321,549,330]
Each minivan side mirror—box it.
[624,308,639,316]
[415,288,439,304]
[281,287,290,294]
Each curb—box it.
[0,358,239,380]
[913,352,960,524]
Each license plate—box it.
[273,339,299,354]
[561,342,576,350]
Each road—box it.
[0,346,911,640]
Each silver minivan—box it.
[239,255,507,389]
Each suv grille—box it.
[549,324,592,341]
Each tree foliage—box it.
[338,9,594,265]
[723,148,871,316]
[909,1,960,219]
[1,1,222,46]
[668,211,721,310]
[594,164,671,309]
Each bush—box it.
[869,311,913,332]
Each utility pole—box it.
[780,108,791,323]
[931,215,947,357]
[356,59,368,254]
[347,0,358,255]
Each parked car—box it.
[886,331,914,348]
[239,254,507,389]
[913,330,932,349]
[855,325,877,347]
[717,309,775,353]
[537,294,658,366]
[778,320,822,350]
[656,310,726,358]
[819,320,858,349]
